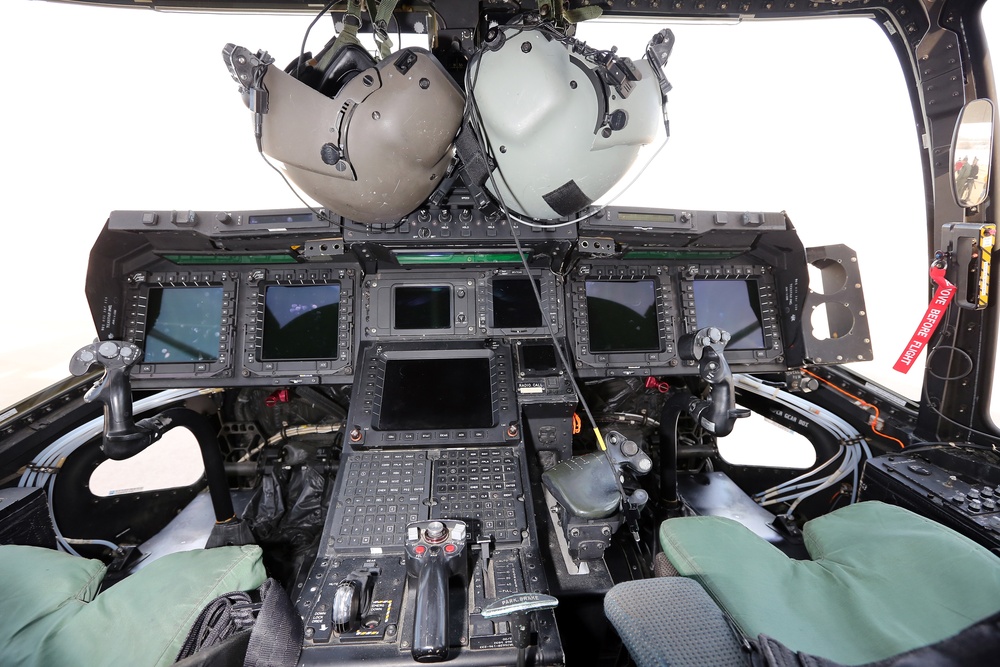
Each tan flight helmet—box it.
[226,45,464,225]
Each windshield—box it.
[0,4,943,410]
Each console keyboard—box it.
[431,448,526,544]
[332,451,431,551]
[329,448,526,554]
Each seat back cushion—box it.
[660,501,1000,665]
[605,577,750,667]
[0,544,266,667]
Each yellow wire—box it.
[594,427,607,451]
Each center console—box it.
[297,342,561,664]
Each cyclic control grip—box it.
[405,520,468,662]
[70,340,155,459]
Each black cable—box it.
[466,31,635,531]
[298,0,339,80]
[921,382,1000,442]
[256,151,335,223]
[903,441,1000,454]
[926,344,975,381]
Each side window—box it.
[716,412,817,469]
[981,2,1000,426]
[89,427,205,497]
[578,18,927,402]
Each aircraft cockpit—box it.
[3,1,1000,666]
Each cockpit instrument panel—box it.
[241,267,356,383]
[568,259,790,376]
[126,272,237,383]
[85,205,865,390]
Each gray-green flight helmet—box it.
[228,46,464,225]
[468,25,673,220]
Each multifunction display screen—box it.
[143,287,224,363]
[585,280,660,353]
[377,357,495,430]
[692,280,766,350]
[261,284,341,360]
[492,277,543,329]
[394,286,452,330]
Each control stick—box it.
[677,327,750,437]
[660,327,751,513]
[482,593,559,667]
[70,340,248,545]
[405,520,468,662]
[70,340,154,459]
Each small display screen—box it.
[144,287,224,363]
[261,284,340,360]
[585,280,660,353]
[692,280,766,350]
[248,213,313,225]
[618,212,678,223]
[492,278,543,329]
[377,357,495,430]
[520,342,558,373]
[394,286,451,330]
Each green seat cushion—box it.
[0,544,266,667]
[660,501,1000,665]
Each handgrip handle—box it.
[405,520,467,663]
[70,340,154,459]
[412,554,450,662]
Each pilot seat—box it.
[605,501,1000,665]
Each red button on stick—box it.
[444,544,456,553]
[414,545,426,555]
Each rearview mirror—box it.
[952,98,994,208]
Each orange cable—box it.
[802,368,906,449]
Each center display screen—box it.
[394,285,452,330]
[261,284,341,360]
[692,279,766,350]
[585,280,660,352]
[492,277,543,329]
[144,286,224,363]
[377,357,495,430]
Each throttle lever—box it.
[405,520,468,662]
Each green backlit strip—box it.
[396,253,524,265]
[623,250,744,260]
[162,254,296,265]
